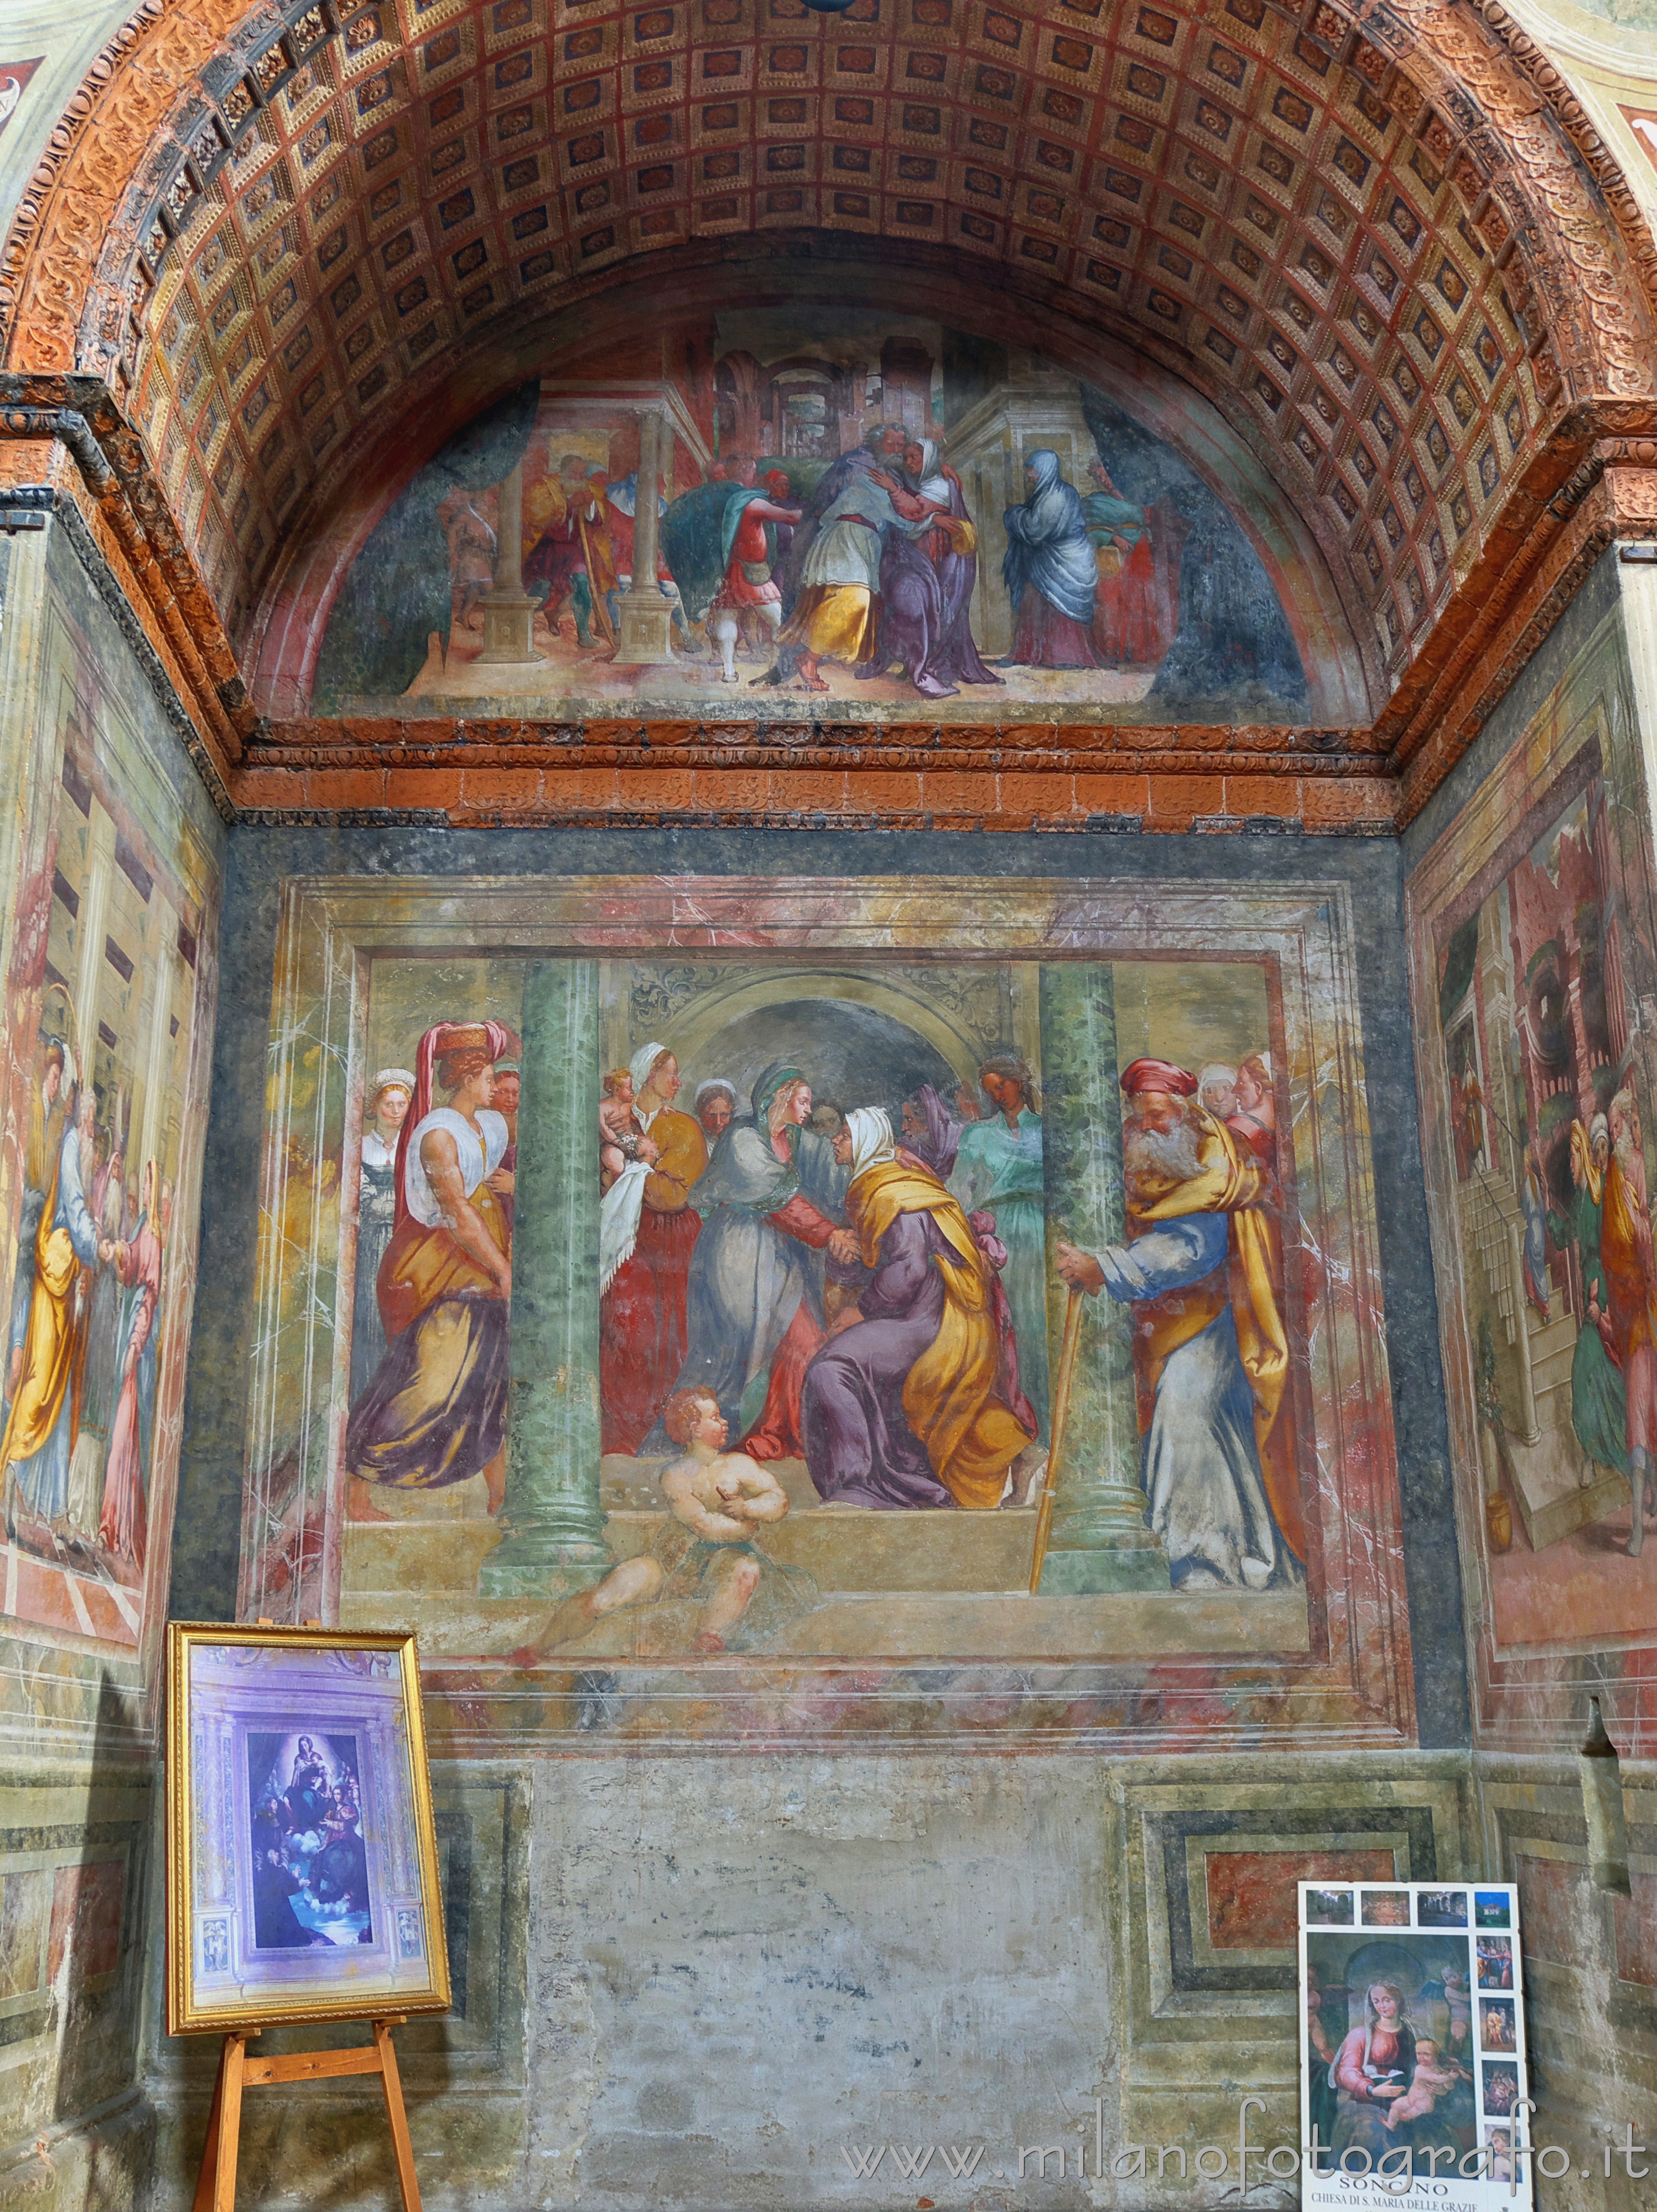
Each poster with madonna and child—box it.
[1300,1882,1531,2212]
[310,947,1322,1663]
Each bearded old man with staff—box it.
[1053,1057,1305,1590]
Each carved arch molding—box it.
[1,0,1655,828]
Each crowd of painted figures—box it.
[341,1022,1306,1608]
[1,1024,172,1581]
[441,424,1181,697]
[1458,1062,1657,1557]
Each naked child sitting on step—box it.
[511,1386,816,1659]
[654,1387,793,1652]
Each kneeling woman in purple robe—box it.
[802,1109,1033,1510]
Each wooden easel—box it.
[191,2016,420,2211]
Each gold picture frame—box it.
[166,1623,451,2036]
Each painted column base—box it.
[477,589,539,662]
[479,1530,613,1601]
[1037,1542,1171,1596]
[610,592,677,664]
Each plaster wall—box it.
[137,817,1482,2206]
[144,1749,1483,2211]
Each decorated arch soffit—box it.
[2,0,1656,807]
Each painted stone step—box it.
[344,1505,1048,1598]
[335,1586,1310,1661]
[1500,1423,1630,1552]
[1530,1343,1578,1396]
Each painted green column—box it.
[1036,962,1170,1593]
[479,958,614,1598]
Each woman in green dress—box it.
[947,1056,1050,1441]
[1568,1113,1629,1482]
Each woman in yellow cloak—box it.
[801,1107,1033,1509]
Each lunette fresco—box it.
[311,307,1315,725]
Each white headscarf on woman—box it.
[909,437,950,505]
[844,1105,897,1183]
[630,1040,669,1107]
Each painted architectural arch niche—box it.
[241,877,1413,1748]
[304,299,1358,725]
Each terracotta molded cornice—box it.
[0,371,251,771]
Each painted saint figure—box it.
[344,1020,515,1515]
[707,454,802,684]
[491,1058,520,1233]
[1082,460,1186,668]
[1519,1140,1550,1319]
[802,1108,1035,1509]
[861,438,1002,700]
[947,1056,1050,1439]
[658,458,802,682]
[1566,1113,1629,1486]
[776,422,906,615]
[351,1068,414,1402]
[778,468,935,692]
[1056,1057,1303,1588]
[2,1043,101,1549]
[1000,449,1102,671]
[652,1063,854,1460]
[762,470,796,585]
[97,1157,165,1567]
[523,454,616,650]
[66,1105,127,1545]
[1589,1084,1657,1554]
[598,1044,708,1456]
[694,1080,737,1143]
[439,491,497,632]
[1227,1050,1276,1169]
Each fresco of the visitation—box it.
[296,939,1371,1668]
[1,650,215,1653]
[314,309,1308,723]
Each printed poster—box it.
[1301,1881,1530,2212]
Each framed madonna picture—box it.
[166,1624,451,2034]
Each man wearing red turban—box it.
[1056,1056,1303,1588]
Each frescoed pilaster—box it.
[479,958,612,1598]
[1035,962,1170,1592]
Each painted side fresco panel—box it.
[236,875,1413,1749]
[1407,568,1657,1756]
[0,523,222,1702]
